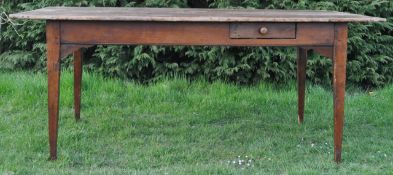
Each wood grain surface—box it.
[10,7,386,22]
[46,20,61,160]
[59,21,335,46]
[230,23,296,39]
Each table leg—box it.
[333,23,348,163]
[46,21,61,160]
[73,50,83,121]
[297,47,308,124]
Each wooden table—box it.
[10,7,385,162]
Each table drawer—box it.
[230,23,296,39]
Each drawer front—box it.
[230,23,296,39]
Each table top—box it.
[10,7,386,23]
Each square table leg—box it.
[46,21,61,160]
[333,23,348,163]
[297,47,308,124]
[73,50,83,121]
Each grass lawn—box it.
[0,70,392,174]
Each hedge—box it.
[1,0,392,88]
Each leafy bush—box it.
[1,0,392,88]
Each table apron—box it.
[58,21,335,47]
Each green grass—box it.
[0,70,393,174]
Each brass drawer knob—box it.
[259,27,268,35]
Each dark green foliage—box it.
[1,0,392,88]
[0,50,35,69]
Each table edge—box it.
[9,14,387,23]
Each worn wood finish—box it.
[333,23,348,163]
[46,21,61,160]
[73,50,83,121]
[230,23,296,39]
[10,7,386,22]
[297,48,308,124]
[10,7,385,163]
[60,21,335,46]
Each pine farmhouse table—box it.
[10,7,385,162]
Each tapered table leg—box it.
[297,48,308,124]
[46,21,61,160]
[73,50,83,121]
[333,23,348,163]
